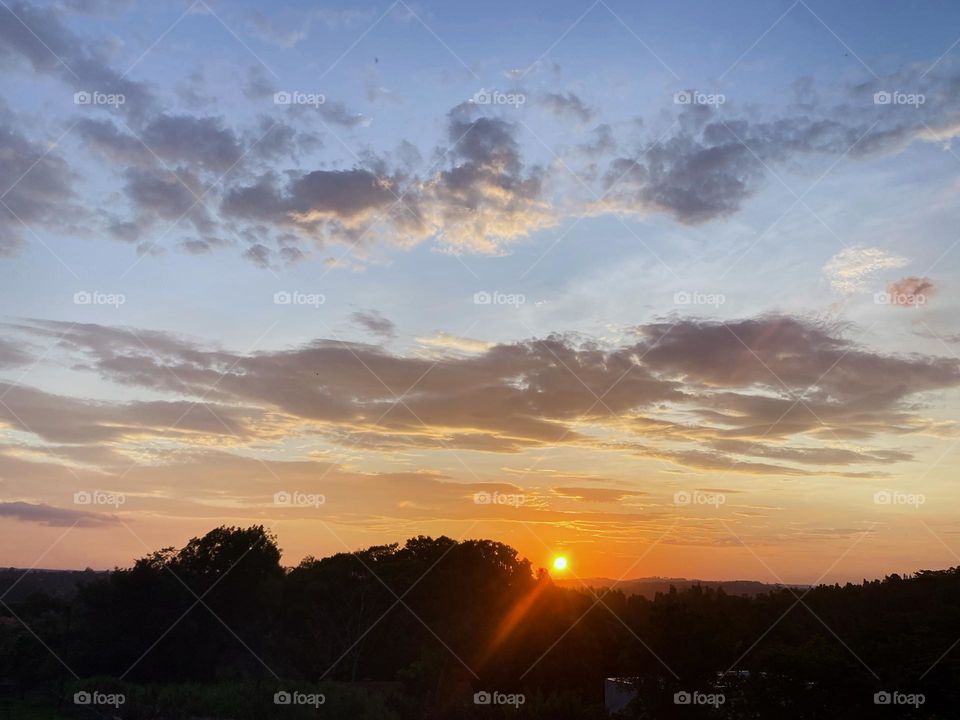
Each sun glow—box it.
[552,556,568,571]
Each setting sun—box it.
[552,556,568,572]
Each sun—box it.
[552,556,568,572]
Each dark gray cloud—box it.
[0,110,77,254]
[424,107,552,252]
[122,167,209,229]
[0,381,269,444]
[8,315,957,474]
[599,66,960,224]
[316,101,369,128]
[243,65,276,100]
[78,115,246,177]
[4,11,960,266]
[0,1,152,114]
[0,337,31,367]
[76,118,154,166]
[350,310,396,340]
[0,501,118,527]
[221,168,404,249]
[541,91,594,124]
[140,114,243,173]
[603,133,761,224]
[221,107,553,257]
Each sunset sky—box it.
[1,0,960,583]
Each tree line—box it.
[1,525,958,718]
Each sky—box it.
[1,0,960,583]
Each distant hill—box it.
[0,568,107,603]
[557,576,808,599]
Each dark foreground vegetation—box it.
[1,526,958,718]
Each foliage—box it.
[2,526,959,719]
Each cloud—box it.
[5,20,960,267]
[0,338,31,367]
[316,101,370,129]
[0,110,78,255]
[0,501,118,527]
[8,315,958,475]
[541,92,594,124]
[76,118,155,166]
[0,382,271,444]
[243,65,276,100]
[415,332,493,354]
[350,310,396,340]
[423,108,555,253]
[0,1,153,114]
[122,166,209,229]
[596,63,960,224]
[552,486,646,503]
[823,246,908,293]
[221,168,403,244]
[220,106,557,257]
[140,114,243,173]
